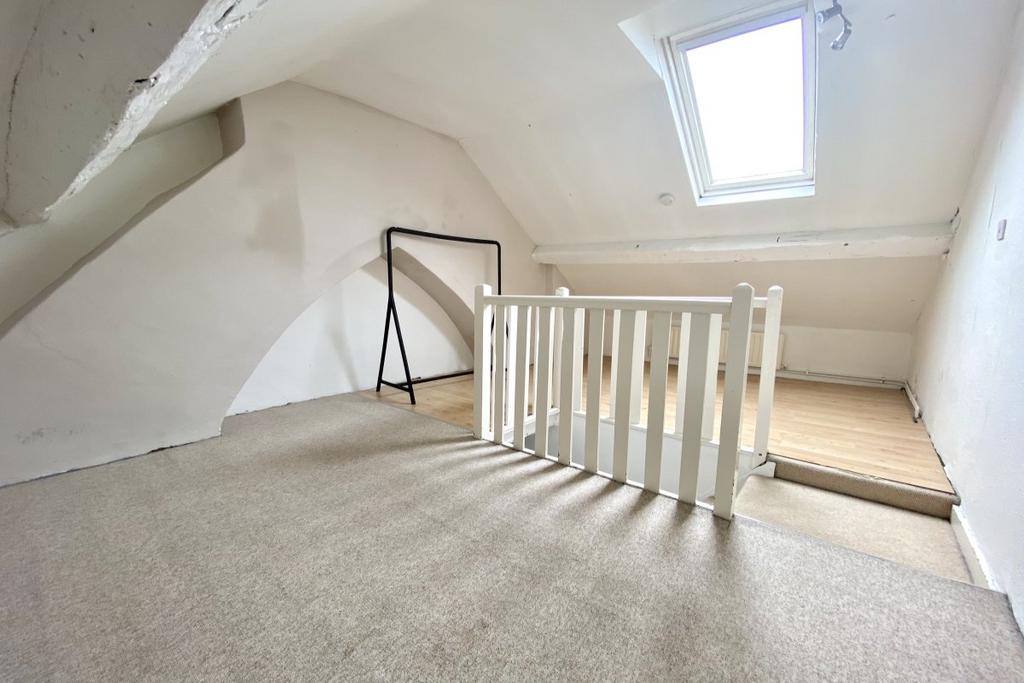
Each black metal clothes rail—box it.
[375,227,502,404]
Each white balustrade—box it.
[473,283,783,520]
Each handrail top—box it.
[482,293,767,313]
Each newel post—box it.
[473,284,493,439]
[713,282,755,520]
[754,286,784,463]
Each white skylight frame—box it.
[660,2,817,206]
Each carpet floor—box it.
[1,393,1022,680]
[735,476,972,583]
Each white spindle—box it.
[532,306,540,408]
[558,305,582,465]
[492,304,507,445]
[612,309,636,482]
[505,308,518,425]
[702,313,722,441]
[584,308,604,473]
[678,312,710,504]
[713,283,755,520]
[630,311,646,424]
[513,305,531,450]
[551,287,569,407]
[754,286,784,462]
[572,308,584,411]
[673,312,691,434]
[474,283,782,522]
[609,310,620,413]
[473,284,493,439]
[644,311,671,492]
[535,306,554,458]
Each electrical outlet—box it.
[997,218,1007,241]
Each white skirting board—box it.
[673,359,907,391]
[903,381,923,421]
[772,368,905,389]
[950,505,997,591]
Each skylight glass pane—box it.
[684,18,805,183]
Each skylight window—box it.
[662,5,816,205]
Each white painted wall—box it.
[597,322,910,382]
[782,326,910,380]
[0,82,547,485]
[0,115,223,326]
[910,7,1024,630]
[561,256,938,380]
[230,258,471,415]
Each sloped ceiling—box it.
[143,0,1020,332]
[295,0,1019,244]
[146,0,432,133]
[149,0,1019,245]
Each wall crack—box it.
[23,321,92,372]
[2,2,47,220]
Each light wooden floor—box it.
[363,357,953,494]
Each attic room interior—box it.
[1,0,1023,678]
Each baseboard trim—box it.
[774,369,905,389]
[903,381,923,422]
[950,505,996,590]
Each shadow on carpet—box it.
[1,393,1022,680]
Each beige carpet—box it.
[1,394,1022,680]
[736,476,971,583]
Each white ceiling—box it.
[294,0,1019,245]
[141,0,1020,332]
[298,0,661,139]
[146,0,432,133]
[149,0,1020,246]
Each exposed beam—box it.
[532,224,954,265]
[2,0,268,225]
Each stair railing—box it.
[473,283,783,520]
